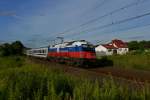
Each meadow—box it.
[0,56,149,100]
[109,52,150,71]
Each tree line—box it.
[0,40,149,56]
[128,40,150,51]
[0,41,25,56]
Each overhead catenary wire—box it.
[61,0,146,34]
[50,0,148,45]
[95,23,150,43]
[97,22,150,37]
[74,11,150,34]
[83,0,108,15]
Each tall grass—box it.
[0,56,149,100]
[0,56,23,69]
[109,53,150,71]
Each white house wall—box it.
[95,45,113,56]
[95,46,129,56]
[117,48,129,55]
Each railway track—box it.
[28,57,150,86]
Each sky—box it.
[0,0,150,47]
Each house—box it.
[95,43,117,56]
[112,39,129,55]
[95,39,129,56]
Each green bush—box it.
[96,56,113,67]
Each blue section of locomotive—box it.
[48,48,57,52]
[48,45,95,52]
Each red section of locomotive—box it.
[48,51,96,59]
[48,46,96,59]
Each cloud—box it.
[12,15,24,20]
[0,11,16,16]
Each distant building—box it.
[95,39,129,56]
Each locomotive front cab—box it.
[81,44,96,59]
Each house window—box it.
[108,49,111,52]
[125,48,128,51]
[119,48,122,51]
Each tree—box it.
[0,41,24,56]
[128,40,150,51]
[1,43,12,56]
[11,41,24,55]
[128,41,139,50]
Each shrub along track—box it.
[28,57,150,87]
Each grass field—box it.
[109,52,150,71]
[0,56,150,100]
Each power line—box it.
[100,23,150,36]
[87,0,108,13]
[62,0,146,34]
[75,11,150,34]
[84,22,150,44]
[95,23,150,43]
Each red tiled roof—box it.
[102,44,117,49]
[112,39,128,48]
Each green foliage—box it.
[0,41,24,56]
[97,56,113,66]
[128,40,150,51]
[11,41,24,55]
[0,57,149,100]
[0,56,24,70]
[128,41,140,50]
[0,43,12,56]
[110,53,150,70]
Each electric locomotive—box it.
[47,40,96,66]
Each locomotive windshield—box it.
[82,44,95,52]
